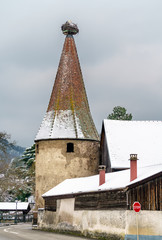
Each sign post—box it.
[133,202,141,240]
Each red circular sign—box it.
[133,201,141,212]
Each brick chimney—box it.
[99,165,106,186]
[129,154,138,181]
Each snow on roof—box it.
[103,120,162,169]
[0,202,30,211]
[35,110,85,140]
[42,164,162,197]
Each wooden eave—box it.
[127,171,162,189]
[43,187,127,200]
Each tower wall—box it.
[35,139,100,208]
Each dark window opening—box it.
[67,143,74,153]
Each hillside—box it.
[8,144,25,162]
[0,138,25,163]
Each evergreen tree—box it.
[0,133,35,201]
[20,144,35,168]
[108,106,132,120]
[10,144,35,201]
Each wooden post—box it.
[126,191,129,209]
[156,179,158,210]
[137,186,139,202]
[160,177,162,211]
[129,190,131,210]
[148,182,151,210]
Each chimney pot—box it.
[99,165,106,186]
[129,154,138,181]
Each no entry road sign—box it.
[133,201,141,212]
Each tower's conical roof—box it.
[35,22,99,141]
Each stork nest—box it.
[61,21,79,35]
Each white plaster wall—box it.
[57,198,75,224]
[37,207,126,237]
[125,210,162,236]
[73,210,126,236]
[57,198,75,214]
[37,205,162,238]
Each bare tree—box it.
[0,132,15,201]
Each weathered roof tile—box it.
[36,29,99,141]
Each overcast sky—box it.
[1,0,162,147]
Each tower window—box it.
[67,143,74,153]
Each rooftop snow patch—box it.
[0,202,30,211]
[35,110,86,140]
[42,164,162,197]
[103,120,162,169]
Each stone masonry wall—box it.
[38,201,126,239]
[35,139,99,208]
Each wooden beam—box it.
[160,177,162,211]
[148,182,151,210]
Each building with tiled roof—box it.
[35,21,100,208]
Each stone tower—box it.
[35,21,99,208]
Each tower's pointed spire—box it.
[36,21,99,141]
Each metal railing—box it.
[0,212,33,224]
